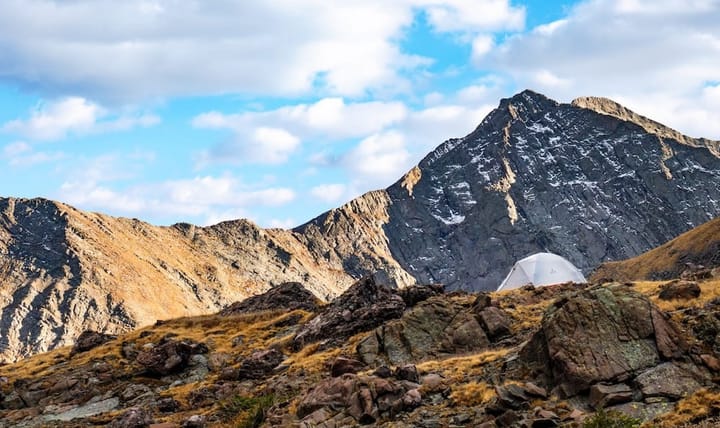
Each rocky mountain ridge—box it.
[2,90,720,361]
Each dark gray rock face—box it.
[377,90,720,290]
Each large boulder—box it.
[237,349,285,380]
[520,285,688,396]
[292,276,405,349]
[135,338,208,377]
[357,296,492,366]
[658,280,701,301]
[70,330,117,356]
[220,282,320,316]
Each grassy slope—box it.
[591,217,720,281]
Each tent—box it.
[497,252,586,291]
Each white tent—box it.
[497,252,586,291]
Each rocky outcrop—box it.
[135,338,208,377]
[512,282,715,424]
[219,282,321,316]
[70,330,117,356]
[357,296,512,366]
[292,276,406,350]
[520,284,692,396]
[658,280,701,300]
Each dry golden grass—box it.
[450,381,496,406]
[417,348,510,383]
[591,217,720,282]
[284,331,370,376]
[631,280,720,312]
[650,388,720,427]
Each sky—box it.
[0,0,719,228]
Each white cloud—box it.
[310,183,348,203]
[344,132,412,186]
[3,141,31,156]
[481,0,720,138]
[266,218,298,229]
[0,0,525,102]
[471,35,494,60]
[56,159,296,226]
[2,97,160,141]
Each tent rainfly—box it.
[497,252,587,291]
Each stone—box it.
[398,284,444,307]
[220,282,320,316]
[207,352,231,372]
[634,363,702,399]
[495,384,530,410]
[296,374,359,419]
[70,330,117,356]
[701,354,720,372]
[523,382,547,398]
[357,297,490,366]
[43,397,120,422]
[330,357,365,377]
[135,338,207,377]
[347,386,377,424]
[181,415,207,428]
[402,389,422,408]
[478,307,512,340]
[395,365,420,383]
[589,383,633,408]
[520,285,688,396]
[658,280,701,300]
[237,349,284,380]
[107,406,154,428]
[374,366,392,378]
[157,397,180,412]
[293,276,406,350]
[605,401,674,422]
[421,374,447,393]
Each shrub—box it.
[583,408,642,428]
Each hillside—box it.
[0,198,355,362]
[2,89,720,362]
[591,216,720,281]
[0,277,718,427]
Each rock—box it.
[220,282,320,316]
[121,383,153,401]
[523,382,547,398]
[357,297,489,366]
[421,374,447,393]
[496,410,521,427]
[478,306,512,340]
[157,397,180,412]
[181,415,207,428]
[658,280,701,300]
[237,349,284,380]
[531,418,558,428]
[374,366,392,378]
[398,284,444,307]
[589,383,633,408]
[150,424,179,428]
[70,330,117,356]
[520,285,688,396]
[347,386,377,424]
[395,365,420,383]
[43,397,120,422]
[495,384,529,410]
[634,363,702,399]
[293,276,406,349]
[701,354,720,372]
[330,357,365,377]
[472,293,492,310]
[402,389,422,408]
[297,374,359,419]
[108,406,153,428]
[135,338,207,377]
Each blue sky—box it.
[0,0,718,228]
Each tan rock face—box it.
[0,198,356,362]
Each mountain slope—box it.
[303,90,720,290]
[0,198,355,362]
[591,216,720,281]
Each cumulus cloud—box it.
[2,97,160,141]
[480,0,720,138]
[0,0,525,102]
[343,131,412,187]
[310,183,348,204]
[56,156,296,226]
